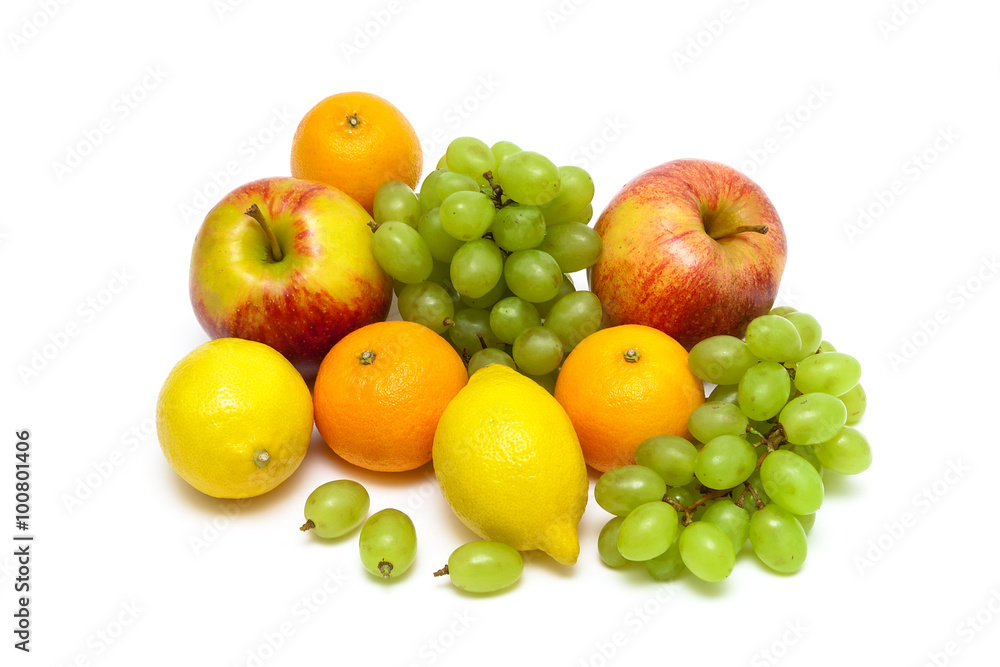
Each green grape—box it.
[688,401,749,444]
[745,315,802,363]
[438,541,523,593]
[814,426,872,474]
[694,435,757,490]
[679,521,735,582]
[838,383,867,425]
[737,361,791,421]
[435,171,480,201]
[439,191,496,241]
[537,166,595,224]
[644,525,686,581]
[373,180,421,228]
[570,202,593,224]
[543,290,602,350]
[496,150,561,206]
[708,384,739,405]
[490,296,541,344]
[370,221,433,284]
[598,516,630,568]
[743,470,771,510]
[524,369,559,395]
[617,501,678,561]
[664,482,701,508]
[688,336,759,385]
[449,308,505,357]
[491,205,546,252]
[300,480,370,538]
[760,450,824,515]
[779,393,848,445]
[490,140,522,169]
[436,154,449,169]
[437,275,466,316]
[398,282,455,334]
[794,352,862,396]
[460,271,508,309]
[534,274,575,319]
[418,169,447,210]
[359,508,416,580]
[504,249,562,303]
[594,465,668,516]
[701,499,750,555]
[769,305,797,317]
[417,208,464,263]
[427,258,451,285]
[535,222,603,273]
[446,137,497,186]
[789,444,823,473]
[784,312,823,363]
[749,504,807,573]
[467,347,516,376]
[512,326,563,376]
[795,513,816,533]
[634,435,697,486]
[817,340,837,353]
[450,239,503,299]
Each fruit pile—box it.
[369,136,603,383]
[595,309,870,581]
[156,88,873,595]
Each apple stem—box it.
[245,204,284,262]
[707,224,769,240]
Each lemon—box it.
[156,338,313,498]
[432,364,588,564]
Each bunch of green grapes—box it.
[368,137,603,387]
[596,307,871,582]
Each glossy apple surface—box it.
[590,159,787,349]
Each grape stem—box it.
[483,171,515,209]
[299,519,315,532]
[432,565,449,577]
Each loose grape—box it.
[749,504,807,573]
[745,315,803,363]
[694,435,757,490]
[504,249,563,303]
[595,465,667,516]
[760,450,824,515]
[440,191,496,241]
[779,393,848,445]
[617,501,679,561]
[737,361,791,421]
[370,221,433,284]
[543,290,602,350]
[838,383,867,425]
[701,499,750,555]
[437,541,523,593]
[794,352,862,397]
[535,222,603,273]
[492,205,547,252]
[467,348,517,376]
[398,282,455,334]
[450,239,503,299]
[679,521,736,582]
[814,426,872,474]
[490,296,541,344]
[688,335,759,386]
[496,151,561,206]
[301,480,370,538]
[359,509,416,580]
[373,180,420,228]
[537,166,595,225]
[634,435,698,486]
[688,401,749,444]
[598,517,630,568]
[512,326,563,376]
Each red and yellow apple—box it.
[190,177,392,368]
[590,159,787,349]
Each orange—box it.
[554,324,705,472]
[291,92,422,215]
[313,320,467,472]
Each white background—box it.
[3,0,999,665]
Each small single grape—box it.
[359,508,416,580]
[301,480,370,538]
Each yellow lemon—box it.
[156,338,313,498]
[432,364,588,564]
